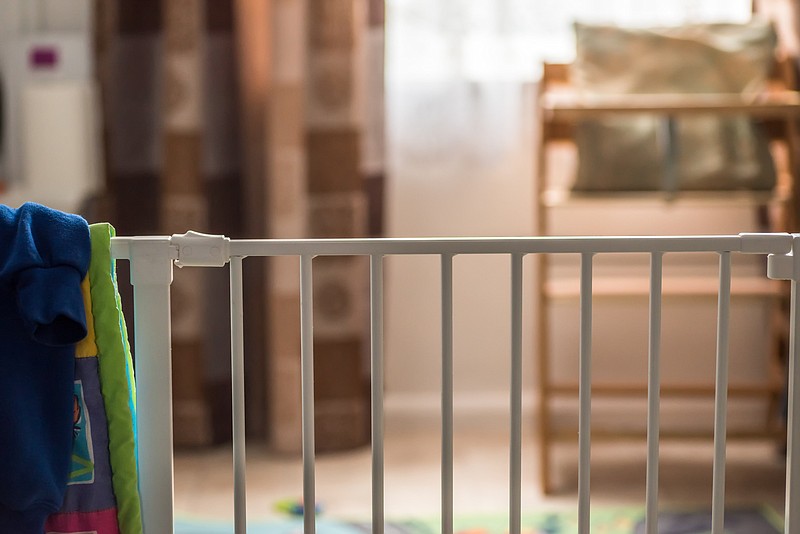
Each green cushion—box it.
[571,19,778,192]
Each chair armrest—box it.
[541,90,800,120]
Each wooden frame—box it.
[535,59,800,493]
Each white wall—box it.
[383,0,772,431]
[385,79,776,432]
[0,0,91,35]
[385,81,537,421]
[0,0,96,211]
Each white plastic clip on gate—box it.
[110,231,800,534]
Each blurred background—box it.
[1,0,799,522]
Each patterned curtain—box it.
[265,0,377,454]
[97,0,385,450]
[96,0,256,446]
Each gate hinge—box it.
[768,234,800,281]
[171,231,231,268]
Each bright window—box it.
[387,0,753,82]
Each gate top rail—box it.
[110,232,793,265]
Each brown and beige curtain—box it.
[96,0,385,451]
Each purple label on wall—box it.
[30,46,59,69]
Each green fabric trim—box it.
[89,223,143,534]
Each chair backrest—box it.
[537,49,800,228]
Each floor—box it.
[173,418,789,523]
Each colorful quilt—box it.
[46,223,143,534]
[175,506,783,534]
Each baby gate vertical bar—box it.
[510,253,524,534]
[370,255,385,534]
[300,255,316,534]
[578,253,593,534]
[536,253,552,494]
[711,252,731,534]
[645,253,663,534]
[230,257,247,534]
[129,238,175,534]
[441,254,454,534]
[786,238,800,534]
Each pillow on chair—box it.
[571,19,778,192]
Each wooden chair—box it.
[534,55,800,493]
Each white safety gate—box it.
[110,232,800,534]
